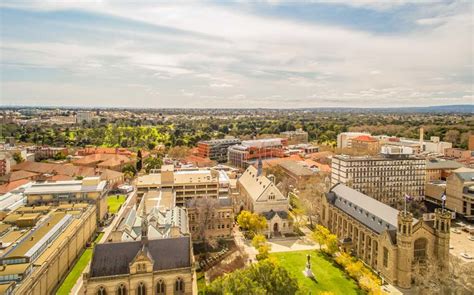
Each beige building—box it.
[137,165,220,207]
[0,204,97,295]
[320,184,450,289]
[23,177,109,221]
[337,132,371,149]
[237,162,292,237]
[350,135,380,155]
[445,168,474,221]
[187,197,234,241]
[331,153,426,207]
[83,222,194,295]
[425,158,464,182]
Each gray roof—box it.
[279,161,314,177]
[327,184,401,234]
[89,236,191,278]
[261,210,288,220]
[426,159,463,170]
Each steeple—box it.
[141,197,148,246]
[257,157,263,176]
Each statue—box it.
[303,254,314,278]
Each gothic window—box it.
[175,277,184,294]
[156,279,165,295]
[268,193,275,200]
[137,282,146,295]
[414,238,427,262]
[117,284,127,295]
[97,286,107,295]
[383,247,389,268]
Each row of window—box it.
[97,278,184,295]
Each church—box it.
[83,206,194,295]
[236,160,293,237]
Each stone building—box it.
[237,161,292,237]
[445,168,474,221]
[331,151,426,207]
[319,184,450,289]
[350,135,380,155]
[83,212,194,295]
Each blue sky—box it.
[0,0,472,108]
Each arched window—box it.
[137,282,146,295]
[414,238,427,261]
[175,278,184,294]
[97,286,107,295]
[156,279,166,295]
[117,284,127,295]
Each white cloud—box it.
[209,83,233,88]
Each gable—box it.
[256,184,286,202]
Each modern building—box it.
[136,165,221,207]
[228,138,287,169]
[237,162,292,237]
[337,132,371,149]
[425,158,464,182]
[319,184,450,289]
[0,204,97,295]
[445,168,474,221]
[197,138,241,163]
[83,219,194,295]
[280,129,308,144]
[331,149,426,206]
[23,177,109,221]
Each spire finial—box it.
[141,197,149,245]
[257,157,263,176]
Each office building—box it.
[319,184,450,289]
[425,158,464,182]
[337,132,371,149]
[197,138,241,163]
[228,138,287,169]
[331,149,426,206]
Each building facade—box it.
[445,168,474,221]
[350,135,380,155]
[228,138,287,169]
[337,132,371,149]
[331,153,426,206]
[197,138,241,163]
[320,184,450,289]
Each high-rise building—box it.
[319,184,450,289]
[331,149,426,206]
[197,138,241,162]
[227,138,287,169]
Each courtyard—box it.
[107,194,126,214]
[270,250,363,295]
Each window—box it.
[156,280,165,295]
[97,286,107,295]
[175,278,184,294]
[383,247,389,268]
[137,282,146,295]
[414,238,427,262]
[117,284,127,295]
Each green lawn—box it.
[270,250,363,295]
[107,194,126,214]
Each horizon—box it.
[1,1,473,108]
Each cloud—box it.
[210,83,233,88]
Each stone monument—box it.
[303,254,314,278]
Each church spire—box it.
[141,197,149,246]
[257,157,263,176]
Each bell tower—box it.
[434,208,450,268]
[396,211,414,289]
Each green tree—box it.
[311,224,331,250]
[237,211,267,237]
[122,164,137,179]
[136,149,143,171]
[251,234,271,261]
[12,152,24,163]
[144,156,163,173]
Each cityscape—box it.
[1,1,473,295]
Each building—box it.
[76,111,96,124]
[237,162,292,237]
[284,144,319,156]
[444,148,474,168]
[0,153,13,177]
[83,220,194,295]
[331,150,426,206]
[197,138,241,163]
[337,132,371,149]
[277,160,318,189]
[319,183,450,289]
[23,177,109,221]
[228,138,287,169]
[0,204,97,295]
[350,135,380,155]
[137,165,221,207]
[425,158,464,182]
[469,135,474,151]
[26,146,68,161]
[73,153,133,171]
[280,129,308,144]
[445,168,474,221]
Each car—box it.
[460,253,473,260]
[451,228,462,234]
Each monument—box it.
[303,254,314,278]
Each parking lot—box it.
[449,226,474,263]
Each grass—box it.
[107,194,126,214]
[197,271,206,292]
[270,250,363,295]
[56,232,104,295]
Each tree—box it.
[251,234,271,261]
[443,129,460,145]
[311,224,332,250]
[122,164,137,180]
[167,146,190,160]
[191,197,219,257]
[298,174,330,228]
[143,156,163,173]
[53,151,67,161]
[204,259,299,295]
[12,152,24,164]
[237,211,267,237]
[136,149,143,171]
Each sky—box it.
[0,0,473,108]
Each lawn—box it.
[107,194,126,214]
[270,250,363,295]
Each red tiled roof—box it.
[0,179,30,194]
[352,135,377,142]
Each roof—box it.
[327,184,406,234]
[0,179,30,194]
[453,167,474,181]
[6,170,38,182]
[11,162,96,177]
[261,210,288,220]
[0,263,31,276]
[279,161,315,177]
[23,178,106,195]
[73,154,131,167]
[426,159,464,170]
[89,236,191,277]
[238,166,284,202]
[352,135,377,142]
